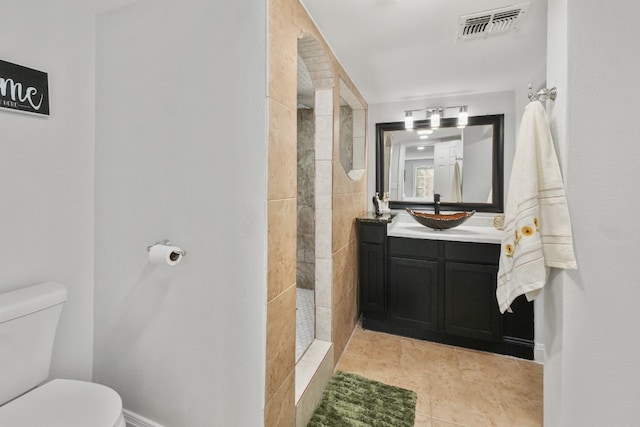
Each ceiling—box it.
[82,0,547,106]
[300,0,547,105]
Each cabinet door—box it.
[389,257,438,332]
[444,262,502,342]
[360,242,386,320]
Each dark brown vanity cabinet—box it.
[443,243,502,343]
[387,237,439,336]
[358,220,534,359]
[358,221,388,322]
[389,256,439,333]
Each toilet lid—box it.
[0,379,123,427]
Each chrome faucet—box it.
[433,193,441,214]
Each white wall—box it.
[93,1,267,425]
[368,91,517,208]
[541,0,568,421]
[0,1,95,381]
[544,0,640,424]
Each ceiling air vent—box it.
[457,2,531,41]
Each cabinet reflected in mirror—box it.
[376,115,504,212]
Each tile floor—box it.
[335,325,543,427]
[296,288,315,362]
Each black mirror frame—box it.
[376,114,504,213]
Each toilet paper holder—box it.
[146,239,187,256]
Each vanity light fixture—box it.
[404,111,414,130]
[403,105,468,130]
[457,106,468,128]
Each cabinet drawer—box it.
[444,241,499,264]
[389,237,439,259]
[360,223,386,244]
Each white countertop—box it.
[387,211,504,244]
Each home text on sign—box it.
[0,60,49,116]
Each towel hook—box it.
[528,83,558,102]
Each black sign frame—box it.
[0,60,50,116]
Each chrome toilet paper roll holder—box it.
[146,239,187,256]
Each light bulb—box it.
[458,106,468,128]
[404,111,414,130]
[430,110,440,129]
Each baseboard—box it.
[534,342,545,363]
[123,409,165,427]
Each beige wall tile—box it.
[333,164,354,195]
[332,241,356,307]
[334,169,368,197]
[332,193,362,252]
[265,3,369,426]
[266,285,296,401]
[265,369,295,427]
[332,288,358,363]
[268,99,296,201]
[268,199,296,302]
[268,0,297,109]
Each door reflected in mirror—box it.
[377,115,504,212]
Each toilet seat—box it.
[0,379,124,427]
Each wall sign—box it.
[0,60,49,116]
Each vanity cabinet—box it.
[443,242,502,342]
[389,256,439,333]
[388,237,439,336]
[358,221,388,323]
[357,219,534,359]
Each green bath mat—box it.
[308,371,417,427]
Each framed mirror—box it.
[376,114,504,212]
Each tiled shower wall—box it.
[339,105,354,175]
[297,109,315,290]
[265,0,368,424]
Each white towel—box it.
[450,160,462,202]
[496,101,577,313]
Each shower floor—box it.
[296,288,315,362]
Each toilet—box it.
[0,282,125,427]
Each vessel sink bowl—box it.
[405,208,476,230]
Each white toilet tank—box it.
[0,282,67,406]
